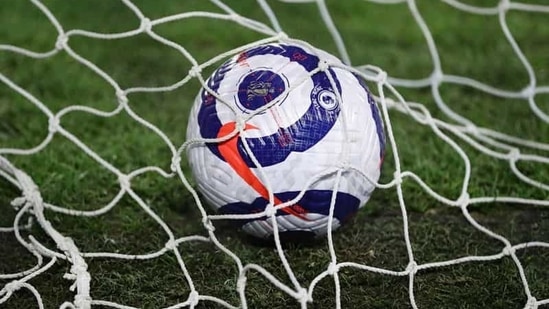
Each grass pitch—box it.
[1,0,548,308]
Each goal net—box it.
[1,0,548,308]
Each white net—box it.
[1,0,548,308]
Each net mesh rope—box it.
[1,0,548,308]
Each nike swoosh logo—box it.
[217,122,309,221]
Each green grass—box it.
[1,0,549,308]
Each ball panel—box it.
[219,190,360,238]
[186,42,385,239]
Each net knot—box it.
[237,276,247,290]
[327,262,338,276]
[508,148,520,162]
[118,174,131,189]
[202,218,216,232]
[498,0,510,11]
[406,261,418,274]
[393,171,403,185]
[228,13,243,22]
[503,246,516,256]
[264,205,276,218]
[296,287,310,304]
[235,115,246,132]
[70,263,88,275]
[57,236,75,253]
[171,155,181,172]
[374,71,388,84]
[11,196,28,210]
[49,116,60,133]
[431,69,443,85]
[521,85,535,99]
[187,290,200,307]
[165,239,177,251]
[17,181,43,213]
[116,90,128,107]
[5,280,23,293]
[525,297,538,309]
[66,260,90,292]
[465,124,479,135]
[457,192,470,207]
[74,294,92,309]
[188,66,202,78]
[55,34,68,50]
[277,31,289,41]
[318,59,330,72]
[140,17,152,33]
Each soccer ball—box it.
[186,42,385,240]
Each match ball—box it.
[186,42,385,239]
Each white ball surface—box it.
[186,42,385,239]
